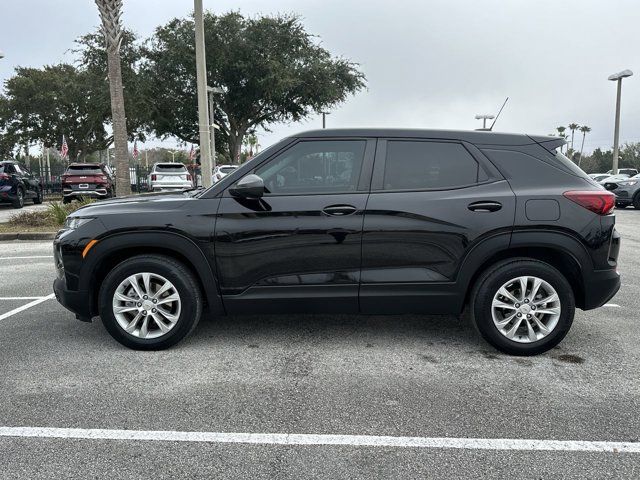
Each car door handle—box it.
[322,204,357,216]
[468,201,502,212]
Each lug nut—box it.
[152,299,157,304]
[515,303,520,308]
[137,302,142,307]
[517,313,522,317]
[152,308,157,313]
[143,295,148,300]
[524,299,529,303]
[531,305,536,310]
[527,314,531,318]
[142,310,147,315]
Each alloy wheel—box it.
[112,272,181,339]
[491,276,561,343]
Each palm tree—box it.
[568,123,580,153]
[95,0,131,196]
[578,125,591,166]
[556,126,568,153]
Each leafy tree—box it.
[142,11,366,161]
[1,64,111,160]
[95,0,131,195]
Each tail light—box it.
[61,175,70,183]
[0,173,10,180]
[151,174,157,181]
[101,176,108,181]
[563,190,615,215]
[187,174,192,181]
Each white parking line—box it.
[0,297,49,300]
[603,303,621,308]
[0,256,53,260]
[0,427,638,453]
[0,294,55,321]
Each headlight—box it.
[619,181,638,186]
[64,216,94,229]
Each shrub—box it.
[8,198,96,228]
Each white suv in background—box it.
[148,163,193,191]
[213,164,238,183]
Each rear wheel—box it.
[12,188,24,208]
[471,259,575,356]
[98,255,202,350]
[633,192,640,209]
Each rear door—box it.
[360,138,515,314]
[214,138,375,314]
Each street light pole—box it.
[194,0,213,188]
[322,112,330,129]
[474,114,495,130]
[608,69,633,175]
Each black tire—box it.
[62,197,72,204]
[98,255,203,350]
[633,192,640,210]
[12,188,24,208]
[470,258,575,356]
[33,187,43,204]
[616,203,627,209]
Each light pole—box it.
[474,114,495,130]
[608,69,633,175]
[194,0,213,188]
[207,86,224,171]
[321,112,330,129]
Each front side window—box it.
[383,141,479,190]
[255,140,366,195]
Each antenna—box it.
[488,97,509,131]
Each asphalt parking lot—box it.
[0,201,50,223]
[0,210,639,478]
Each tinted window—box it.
[155,164,187,172]
[256,140,366,194]
[1,164,15,174]
[220,166,237,173]
[383,141,479,190]
[66,165,103,175]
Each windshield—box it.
[66,165,103,175]
[155,164,186,172]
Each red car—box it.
[62,163,114,203]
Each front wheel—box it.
[471,259,575,356]
[98,255,203,350]
[633,193,640,210]
[33,187,43,204]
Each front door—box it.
[214,138,375,314]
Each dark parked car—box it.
[0,160,43,208]
[53,129,620,355]
[62,163,114,203]
[605,173,640,209]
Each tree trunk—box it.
[107,48,131,196]
[228,127,246,164]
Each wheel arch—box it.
[80,231,224,317]
[458,230,590,310]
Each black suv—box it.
[53,129,620,355]
[0,160,44,208]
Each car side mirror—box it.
[229,174,265,199]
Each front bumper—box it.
[53,277,93,322]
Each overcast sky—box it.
[1,0,639,153]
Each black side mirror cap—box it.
[229,174,265,199]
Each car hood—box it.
[69,191,193,218]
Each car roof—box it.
[292,128,564,147]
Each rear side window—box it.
[155,164,187,172]
[66,165,103,175]
[383,141,479,190]
[220,166,236,173]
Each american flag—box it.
[132,141,139,160]
[60,135,68,159]
[189,145,196,162]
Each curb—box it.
[0,232,57,241]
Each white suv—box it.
[213,164,238,183]
[148,163,193,191]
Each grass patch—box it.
[0,198,96,233]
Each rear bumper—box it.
[53,277,93,321]
[582,268,620,310]
[63,189,108,198]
